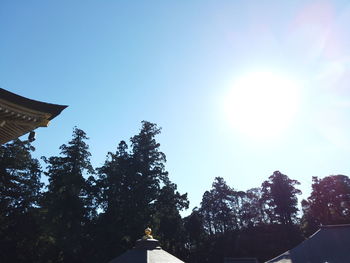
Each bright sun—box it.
[224,71,302,140]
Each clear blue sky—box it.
[2,0,350,215]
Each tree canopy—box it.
[0,121,349,263]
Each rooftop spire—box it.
[142,227,153,240]
[108,226,185,262]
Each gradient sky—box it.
[2,0,350,215]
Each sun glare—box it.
[224,71,302,140]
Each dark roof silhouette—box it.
[109,238,185,263]
[0,88,67,144]
[265,224,350,263]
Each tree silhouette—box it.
[94,121,188,262]
[41,127,95,263]
[2,123,346,263]
[0,139,42,263]
[302,175,350,234]
[262,171,301,225]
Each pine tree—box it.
[152,177,189,254]
[41,127,94,263]
[0,139,42,262]
[95,121,189,262]
[128,121,170,235]
[261,171,301,225]
[200,177,240,234]
[94,140,135,262]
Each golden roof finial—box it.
[143,227,153,240]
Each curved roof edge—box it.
[0,88,68,120]
[320,224,350,229]
[265,224,350,263]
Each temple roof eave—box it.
[0,88,67,144]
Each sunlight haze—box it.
[223,71,302,140]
